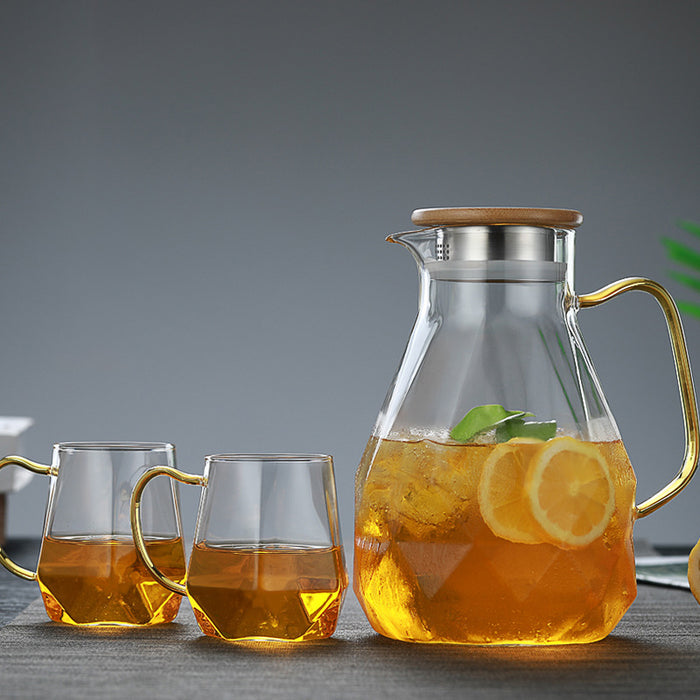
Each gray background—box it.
[1,0,699,546]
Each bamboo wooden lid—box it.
[411,207,583,229]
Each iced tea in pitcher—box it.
[355,432,637,644]
[354,207,699,644]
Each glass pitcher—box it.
[354,207,699,645]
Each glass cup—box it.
[0,442,186,626]
[131,453,348,642]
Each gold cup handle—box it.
[579,277,700,517]
[0,456,52,580]
[130,465,204,596]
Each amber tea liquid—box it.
[187,543,347,641]
[37,535,186,626]
[354,436,637,645]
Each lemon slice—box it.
[688,540,700,603]
[525,436,614,548]
[478,438,547,544]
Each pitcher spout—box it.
[386,229,437,268]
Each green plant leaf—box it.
[676,300,700,319]
[450,404,533,443]
[662,238,700,272]
[495,418,557,442]
[670,270,700,294]
[678,220,700,238]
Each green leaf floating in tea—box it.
[450,404,556,442]
[494,418,557,442]
[449,404,532,442]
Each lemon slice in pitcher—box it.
[478,438,547,544]
[525,436,614,548]
[688,541,700,604]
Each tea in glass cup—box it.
[0,442,186,626]
[131,453,348,641]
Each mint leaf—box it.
[494,418,557,442]
[450,404,533,443]
[678,219,700,238]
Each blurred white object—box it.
[0,417,35,492]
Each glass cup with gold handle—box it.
[0,441,186,626]
[131,453,348,642]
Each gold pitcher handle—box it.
[0,456,52,580]
[579,277,700,517]
[130,465,204,596]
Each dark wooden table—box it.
[1,539,699,699]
